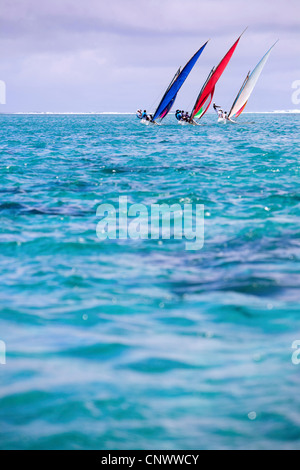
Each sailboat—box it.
[181,32,244,125]
[137,41,209,125]
[224,42,278,123]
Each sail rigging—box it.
[191,34,244,121]
[229,42,278,119]
[152,41,209,122]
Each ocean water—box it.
[0,113,300,450]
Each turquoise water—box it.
[0,113,300,450]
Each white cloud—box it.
[0,0,299,112]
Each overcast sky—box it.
[0,0,299,113]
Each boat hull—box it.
[178,120,200,126]
[140,119,160,126]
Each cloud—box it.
[0,0,299,112]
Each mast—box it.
[191,67,215,118]
[153,67,181,119]
[229,71,250,118]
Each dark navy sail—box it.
[152,41,209,122]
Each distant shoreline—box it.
[1,111,300,116]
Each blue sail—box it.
[152,41,209,122]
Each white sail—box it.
[229,42,278,119]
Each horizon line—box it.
[1,110,300,115]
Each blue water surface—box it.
[0,113,300,450]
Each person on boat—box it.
[175,110,182,121]
[213,103,224,119]
[224,112,236,123]
[184,112,190,122]
[141,110,149,120]
[136,109,143,119]
[181,111,188,122]
[220,110,228,121]
[213,103,221,112]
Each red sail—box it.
[192,36,241,120]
